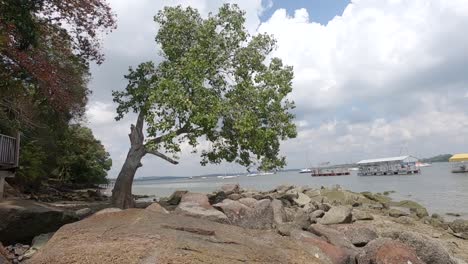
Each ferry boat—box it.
[311,167,350,177]
[356,156,420,176]
[449,154,468,173]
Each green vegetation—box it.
[111,4,297,208]
[1,0,115,190]
[421,154,452,163]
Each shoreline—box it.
[1,183,468,263]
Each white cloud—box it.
[87,0,468,177]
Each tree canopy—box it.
[113,4,296,172]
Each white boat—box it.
[221,175,238,179]
[247,172,274,177]
[299,168,312,173]
[449,154,468,173]
[415,162,431,167]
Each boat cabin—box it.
[356,155,420,176]
[0,132,20,199]
[449,154,468,173]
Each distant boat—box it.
[299,168,312,173]
[449,154,468,173]
[415,162,431,167]
[247,172,275,177]
[348,167,359,171]
[221,175,238,179]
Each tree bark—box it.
[111,112,180,209]
[111,112,146,209]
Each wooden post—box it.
[15,131,20,168]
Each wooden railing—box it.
[0,133,20,170]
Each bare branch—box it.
[145,148,179,164]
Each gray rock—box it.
[238,197,257,208]
[227,193,242,200]
[75,208,91,218]
[220,184,240,195]
[271,199,286,225]
[293,192,311,206]
[0,200,78,245]
[318,205,353,225]
[292,209,311,230]
[94,208,122,216]
[394,216,415,225]
[213,199,251,223]
[146,203,169,214]
[166,190,188,205]
[449,219,468,233]
[352,210,374,221]
[384,231,458,264]
[23,232,55,259]
[208,191,227,205]
[308,224,356,250]
[342,226,378,247]
[318,203,332,212]
[175,192,228,223]
[310,209,325,219]
[276,223,298,236]
[388,208,409,218]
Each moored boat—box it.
[449,154,468,173]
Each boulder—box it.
[166,190,188,205]
[27,208,330,264]
[395,216,415,225]
[0,200,78,245]
[293,192,311,206]
[394,200,429,218]
[227,193,242,200]
[352,210,374,221]
[293,209,311,230]
[310,210,325,220]
[271,199,286,225]
[146,203,169,214]
[75,208,91,218]
[220,184,240,195]
[175,193,228,223]
[276,223,298,236]
[384,231,459,264]
[357,238,425,264]
[449,219,468,233]
[308,224,356,250]
[297,235,354,264]
[238,197,258,208]
[388,208,409,218]
[361,192,391,204]
[213,199,251,224]
[0,242,11,264]
[23,233,55,260]
[342,226,378,247]
[318,203,332,212]
[207,191,227,205]
[318,206,353,225]
[93,208,122,216]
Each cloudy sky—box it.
[86,0,468,178]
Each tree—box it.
[111,4,297,208]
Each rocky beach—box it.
[1,184,467,263]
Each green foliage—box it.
[54,125,112,185]
[113,4,296,171]
[421,154,452,163]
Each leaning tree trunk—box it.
[111,113,146,209]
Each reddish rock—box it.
[145,203,169,214]
[180,193,211,209]
[300,236,353,264]
[220,184,240,195]
[357,238,425,264]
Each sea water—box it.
[125,162,468,219]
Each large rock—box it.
[293,209,311,230]
[0,200,78,245]
[296,235,354,264]
[214,199,275,229]
[213,199,251,223]
[357,238,425,264]
[318,206,353,225]
[394,200,429,218]
[271,199,286,225]
[27,208,330,264]
[388,208,409,218]
[238,197,257,208]
[341,226,378,247]
[220,184,240,195]
[146,203,169,214]
[93,208,122,216]
[0,242,11,264]
[293,192,311,206]
[308,224,356,250]
[175,193,228,223]
[352,210,374,221]
[166,190,188,205]
[384,231,459,264]
[450,219,468,233]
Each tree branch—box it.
[145,148,179,164]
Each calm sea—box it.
[118,162,468,219]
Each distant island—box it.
[421,154,452,163]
